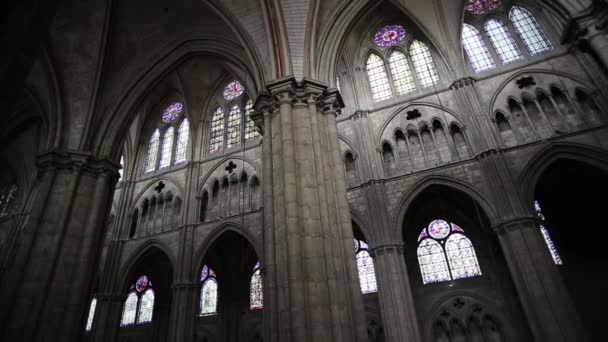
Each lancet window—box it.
[144,101,190,173]
[120,275,155,326]
[200,265,218,316]
[354,239,378,293]
[250,262,263,310]
[534,200,563,265]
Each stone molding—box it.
[493,216,538,235]
[450,77,477,90]
[350,110,369,121]
[370,243,404,257]
[36,151,121,180]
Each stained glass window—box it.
[120,292,138,326]
[485,19,523,64]
[462,24,496,72]
[336,76,341,92]
[226,105,241,148]
[418,239,451,284]
[410,40,439,87]
[175,119,190,164]
[445,234,482,279]
[161,102,183,123]
[465,0,501,15]
[159,127,174,169]
[354,239,378,293]
[0,184,18,217]
[388,51,416,94]
[209,107,224,153]
[200,265,218,316]
[85,298,97,332]
[244,100,260,141]
[223,80,244,100]
[417,220,482,284]
[250,262,263,310]
[145,129,160,173]
[374,25,406,47]
[366,54,392,102]
[509,7,552,56]
[534,200,563,265]
[137,289,154,323]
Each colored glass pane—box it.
[374,25,406,47]
[445,234,482,280]
[137,289,154,324]
[159,127,174,168]
[509,7,552,56]
[366,54,392,101]
[135,275,149,292]
[465,0,501,15]
[485,19,522,64]
[250,268,263,310]
[410,40,439,87]
[245,100,260,141]
[161,102,183,123]
[145,130,160,173]
[462,24,496,72]
[428,219,451,239]
[226,105,241,148]
[417,239,451,284]
[534,200,563,265]
[418,229,429,242]
[388,51,416,94]
[209,107,224,153]
[200,278,218,316]
[175,119,190,164]
[451,223,465,233]
[223,80,244,100]
[120,292,138,326]
[201,265,209,281]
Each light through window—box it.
[226,105,241,148]
[223,80,244,100]
[200,265,218,316]
[366,54,392,101]
[121,275,154,326]
[159,127,174,169]
[534,200,562,265]
[209,108,224,153]
[388,51,416,94]
[509,7,552,56]
[244,100,260,141]
[485,19,522,64]
[145,130,160,173]
[410,40,439,87]
[462,24,496,72]
[175,119,190,164]
[250,262,263,309]
[354,239,378,293]
[417,219,481,284]
[85,298,97,332]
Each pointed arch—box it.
[159,127,174,168]
[461,24,495,72]
[120,292,138,326]
[388,50,416,94]
[209,107,225,153]
[226,105,242,148]
[484,19,522,64]
[366,53,392,101]
[145,129,160,173]
[137,289,155,323]
[409,40,439,87]
[417,238,450,284]
[509,6,552,56]
[445,233,482,279]
[175,118,190,164]
[250,262,263,309]
[354,239,378,293]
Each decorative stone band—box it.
[370,243,405,258]
[251,77,346,136]
[493,216,539,235]
[36,151,121,180]
[450,77,477,90]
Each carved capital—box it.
[350,110,369,121]
[450,77,476,90]
[36,151,120,180]
[493,216,538,236]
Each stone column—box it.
[252,77,367,342]
[372,244,421,342]
[90,292,125,342]
[0,151,119,342]
[495,218,587,342]
[363,181,421,342]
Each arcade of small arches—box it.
[2,0,608,342]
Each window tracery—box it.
[354,239,378,293]
[410,40,440,87]
[226,105,242,148]
[159,127,174,169]
[509,6,552,56]
[175,119,190,164]
[374,25,406,47]
[465,0,501,15]
[121,275,154,326]
[388,51,416,94]
[145,129,160,173]
[200,265,218,316]
[462,24,496,72]
[485,19,522,64]
[250,262,263,310]
[366,54,392,102]
[417,219,481,284]
[534,200,562,265]
[244,100,260,141]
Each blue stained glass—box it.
[374,25,406,47]
[162,102,183,123]
[201,265,209,281]
[418,228,429,242]
[465,0,501,15]
[135,275,149,293]
[223,80,244,100]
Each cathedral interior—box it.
[1,0,608,341]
